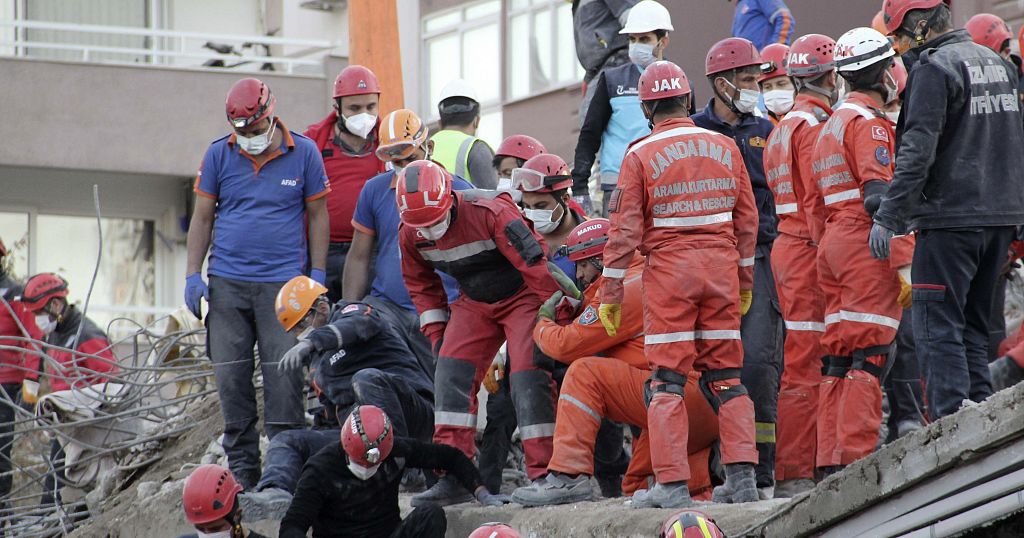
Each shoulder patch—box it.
[341,304,360,314]
[749,136,767,148]
[871,125,889,142]
[875,146,891,166]
[578,306,599,326]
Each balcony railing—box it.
[0,19,337,75]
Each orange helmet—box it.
[275,276,328,331]
[376,109,429,161]
[871,10,887,35]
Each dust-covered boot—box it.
[511,473,594,507]
[630,481,692,509]
[773,478,815,498]
[990,356,1024,392]
[712,463,758,504]
[410,475,474,507]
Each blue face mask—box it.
[629,43,657,69]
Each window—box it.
[22,0,151,63]
[0,212,29,280]
[507,0,584,100]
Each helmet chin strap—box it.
[798,78,835,102]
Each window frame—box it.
[504,0,584,104]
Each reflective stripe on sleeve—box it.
[823,188,861,205]
[653,212,733,228]
[602,267,627,279]
[419,309,449,328]
[775,203,799,214]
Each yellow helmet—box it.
[376,109,428,161]
[275,276,328,331]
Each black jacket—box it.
[279,438,482,538]
[875,30,1024,232]
[307,302,433,424]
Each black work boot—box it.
[990,356,1024,392]
[711,463,758,504]
[410,475,474,507]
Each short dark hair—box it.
[438,96,480,128]
[492,154,526,169]
[900,4,952,36]
[707,65,760,89]
[839,58,892,93]
[645,95,690,118]
[654,30,668,41]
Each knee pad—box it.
[644,368,687,407]
[698,369,747,413]
[821,356,852,378]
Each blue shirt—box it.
[195,121,329,282]
[352,170,468,311]
[732,0,795,50]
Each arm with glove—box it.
[732,156,758,316]
[398,227,450,354]
[597,155,646,337]
[279,304,385,372]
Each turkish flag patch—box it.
[871,125,889,142]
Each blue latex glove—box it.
[869,222,896,260]
[184,273,209,319]
[310,268,327,285]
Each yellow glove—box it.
[22,379,40,406]
[598,303,621,337]
[897,272,912,309]
[482,360,504,394]
[739,290,753,316]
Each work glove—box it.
[279,340,314,372]
[739,290,753,316]
[897,266,913,309]
[475,487,512,507]
[573,194,594,217]
[184,273,209,319]
[538,291,564,321]
[548,263,582,300]
[21,379,40,406]
[310,268,327,286]
[482,359,505,395]
[869,222,896,260]
[598,303,621,337]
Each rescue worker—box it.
[573,0,640,124]
[430,79,498,189]
[731,0,795,50]
[598,60,760,507]
[572,0,673,216]
[21,273,119,508]
[280,406,505,538]
[469,523,522,538]
[344,109,470,380]
[762,32,836,497]
[304,65,387,303]
[873,0,1024,419]
[180,464,269,538]
[965,13,1014,60]
[758,43,794,123]
[514,154,588,277]
[492,134,547,189]
[237,276,435,521]
[813,27,903,472]
[694,37,783,498]
[185,78,329,489]
[660,510,727,538]
[511,219,719,507]
[397,160,570,506]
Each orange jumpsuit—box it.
[601,116,759,484]
[534,253,720,498]
[812,92,901,467]
[763,94,832,481]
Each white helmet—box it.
[834,27,895,72]
[619,0,673,35]
[438,78,479,104]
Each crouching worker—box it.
[239,276,435,520]
[180,464,269,538]
[280,405,506,538]
[512,219,719,507]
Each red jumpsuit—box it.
[24,307,118,392]
[601,117,760,484]
[400,192,560,479]
[762,94,832,481]
[812,92,900,467]
[534,253,719,498]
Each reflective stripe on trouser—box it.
[433,292,555,479]
[816,221,901,467]
[771,234,825,480]
[641,247,757,480]
[548,358,718,493]
[740,244,784,487]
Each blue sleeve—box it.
[302,142,330,200]
[195,144,221,197]
[452,178,474,191]
[761,0,794,45]
[352,177,378,232]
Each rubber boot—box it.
[711,463,758,504]
[630,481,693,509]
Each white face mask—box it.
[628,43,657,69]
[763,89,795,116]
[524,205,563,235]
[35,314,56,335]
[347,459,381,481]
[723,79,760,114]
[344,112,377,139]
[236,120,276,155]
[886,110,900,125]
[418,214,451,241]
[196,530,232,538]
[883,69,900,104]
[496,177,514,191]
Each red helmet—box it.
[758,44,790,82]
[496,135,547,162]
[23,273,68,312]
[182,464,243,525]
[564,219,610,262]
[639,60,691,101]
[787,34,836,77]
[225,78,276,129]
[881,0,945,34]
[469,523,523,538]
[706,37,761,76]
[334,65,381,98]
[396,160,454,227]
[966,14,1012,53]
[661,510,726,538]
[512,154,573,193]
[342,405,394,467]
[892,58,908,95]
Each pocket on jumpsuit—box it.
[911,286,946,341]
